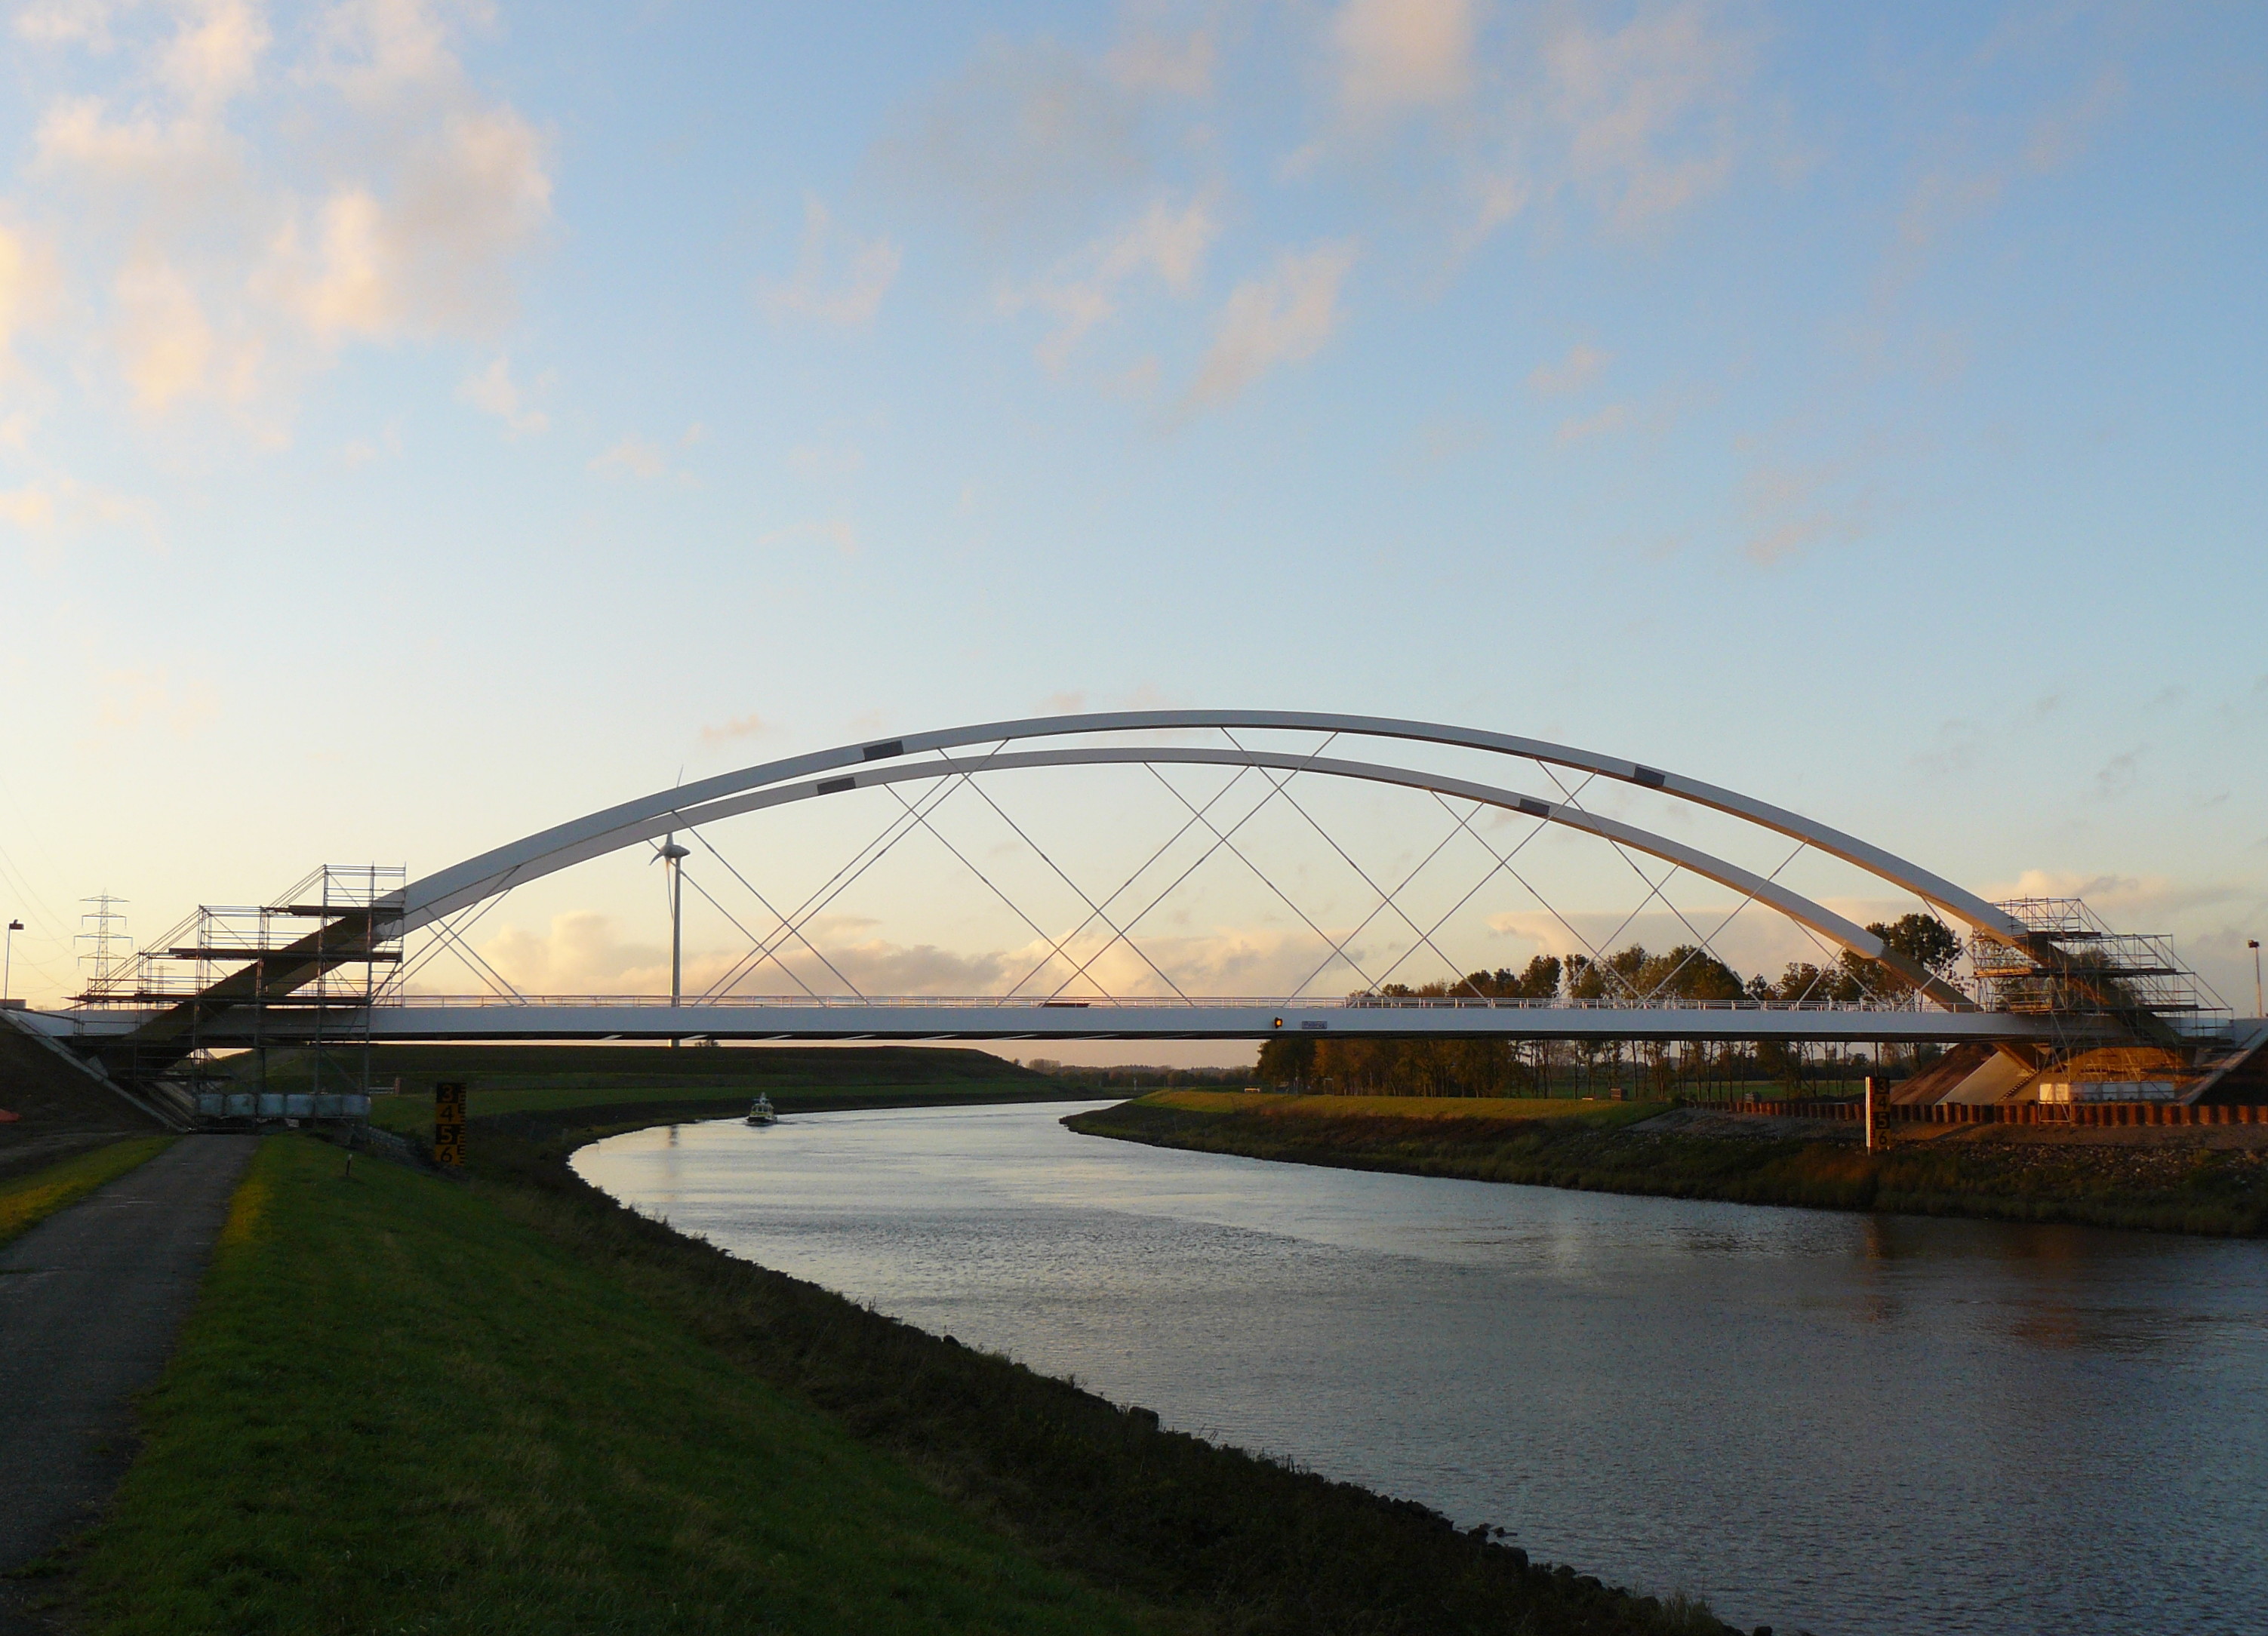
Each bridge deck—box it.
[32,1000,2085,1047]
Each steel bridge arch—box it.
[393,716,1990,1008]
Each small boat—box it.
[743,1093,777,1126]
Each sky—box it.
[1,0,2263,1047]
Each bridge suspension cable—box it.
[392,711,2032,955]
[386,733,1973,1012]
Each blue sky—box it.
[1,0,2263,1026]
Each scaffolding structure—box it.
[1970,897,2228,1063]
[76,866,405,1119]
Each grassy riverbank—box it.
[69,1133,1158,1636]
[1066,1092,2268,1237]
[0,1136,173,1246]
[340,1044,1081,1137]
[61,1088,1737,1635]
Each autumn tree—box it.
[1254,1033,1316,1086]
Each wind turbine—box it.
[656,830,691,1046]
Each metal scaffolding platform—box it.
[75,866,405,1120]
[1969,897,2232,1090]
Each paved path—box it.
[0,1136,259,1628]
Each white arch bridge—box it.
[40,711,2251,1098]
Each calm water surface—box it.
[575,1102,2268,1635]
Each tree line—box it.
[1253,914,1965,1099]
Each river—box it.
[573,1100,2268,1635]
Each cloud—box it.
[1986,869,2234,925]
[29,95,248,220]
[1553,401,1632,443]
[310,0,475,104]
[96,665,214,737]
[592,435,668,480]
[1402,417,1489,471]
[2091,747,2142,801]
[112,254,226,411]
[340,418,401,466]
[815,937,1015,996]
[461,917,1004,1001]
[1331,0,1476,116]
[1911,718,1986,778]
[701,713,773,746]
[268,105,552,343]
[778,924,1453,1004]
[1528,341,1609,395]
[1899,69,2125,260]
[1105,16,1215,98]
[17,0,552,428]
[1740,458,1876,565]
[457,355,546,436]
[759,195,901,327]
[1456,168,1534,248]
[888,36,1149,241]
[469,912,669,997]
[758,518,860,558]
[448,892,1934,1008]
[16,2,122,48]
[0,487,57,530]
[480,848,1934,1007]
[1288,1,1767,263]
[0,475,158,565]
[1004,192,1218,367]
[1184,240,1356,409]
[0,221,63,380]
[786,441,864,479]
[1544,3,1753,232]
[157,0,269,112]
[1100,355,1161,398]
[458,911,1020,1001]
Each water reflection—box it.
[576,1102,2268,1636]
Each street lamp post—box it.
[3,918,20,1005]
[2250,939,2262,1019]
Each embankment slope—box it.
[59,1088,1737,1636]
[1066,1092,2268,1236]
[0,1022,166,1184]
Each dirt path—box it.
[0,1136,259,1630]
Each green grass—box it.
[358,1071,1084,1134]
[254,1043,1050,1097]
[363,1075,1081,1136]
[1069,1094,2268,1237]
[65,1112,1733,1636]
[222,1043,1078,1136]
[0,1136,174,1246]
[1145,1090,1667,1128]
[69,1135,1172,1636]
[428,1106,1728,1636]
[61,1079,1737,1635]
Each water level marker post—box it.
[1863,1075,1877,1152]
[434,1081,467,1167]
